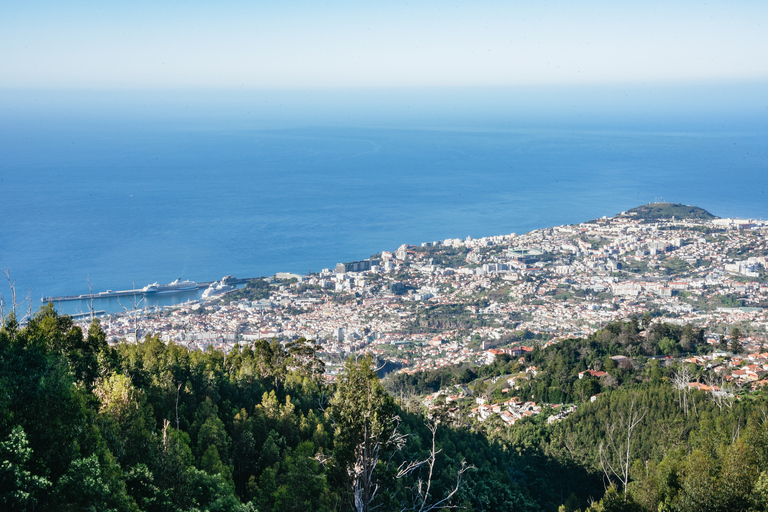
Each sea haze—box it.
[0,86,767,315]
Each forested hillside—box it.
[621,203,716,222]
[3,305,768,511]
[387,317,768,512]
[1,305,580,511]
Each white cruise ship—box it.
[143,279,198,294]
[201,276,236,299]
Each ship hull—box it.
[143,279,198,294]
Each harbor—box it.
[69,311,107,319]
[42,284,210,303]
[41,277,252,303]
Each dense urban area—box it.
[66,204,767,426]
[89,207,764,357]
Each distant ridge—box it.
[618,203,717,222]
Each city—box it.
[80,205,768,393]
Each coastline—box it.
[56,206,768,378]
[3,120,768,307]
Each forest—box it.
[0,305,571,511]
[3,305,768,511]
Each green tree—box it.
[273,441,329,512]
[659,337,680,356]
[54,452,135,512]
[182,466,243,512]
[94,372,156,467]
[680,324,696,352]
[676,449,720,512]
[285,337,325,379]
[719,439,758,511]
[201,444,225,476]
[585,484,640,512]
[753,471,768,510]
[157,421,194,503]
[641,312,652,330]
[0,426,51,511]
[329,355,395,512]
[253,339,287,388]
[123,464,160,512]
[730,327,743,354]
[575,376,601,402]
[196,415,231,469]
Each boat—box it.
[142,279,198,294]
[202,276,236,299]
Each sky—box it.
[1,0,767,90]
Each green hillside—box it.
[5,305,768,512]
[0,306,584,512]
[621,202,717,222]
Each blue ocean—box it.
[1,87,767,315]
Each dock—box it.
[69,311,107,319]
[42,287,204,303]
[41,277,253,303]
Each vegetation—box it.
[391,316,768,512]
[223,278,271,303]
[5,303,768,511]
[404,304,487,333]
[0,306,577,511]
[660,257,691,275]
[622,203,716,222]
[385,365,480,396]
[413,245,470,268]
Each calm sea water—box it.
[1,94,767,315]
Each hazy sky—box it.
[1,0,767,89]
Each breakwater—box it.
[41,277,252,303]
[41,284,209,303]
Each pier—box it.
[41,277,253,303]
[69,311,107,319]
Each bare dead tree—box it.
[313,451,332,469]
[117,280,145,342]
[396,420,472,512]
[599,398,646,495]
[4,268,18,316]
[731,423,741,444]
[347,414,410,512]
[175,381,182,431]
[162,418,170,448]
[704,373,737,411]
[24,290,31,324]
[317,387,333,419]
[671,366,693,415]
[690,388,699,417]
[351,421,381,512]
[388,416,409,455]
[86,275,95,321]
[354,414,424,512]
[3,269,32,324]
